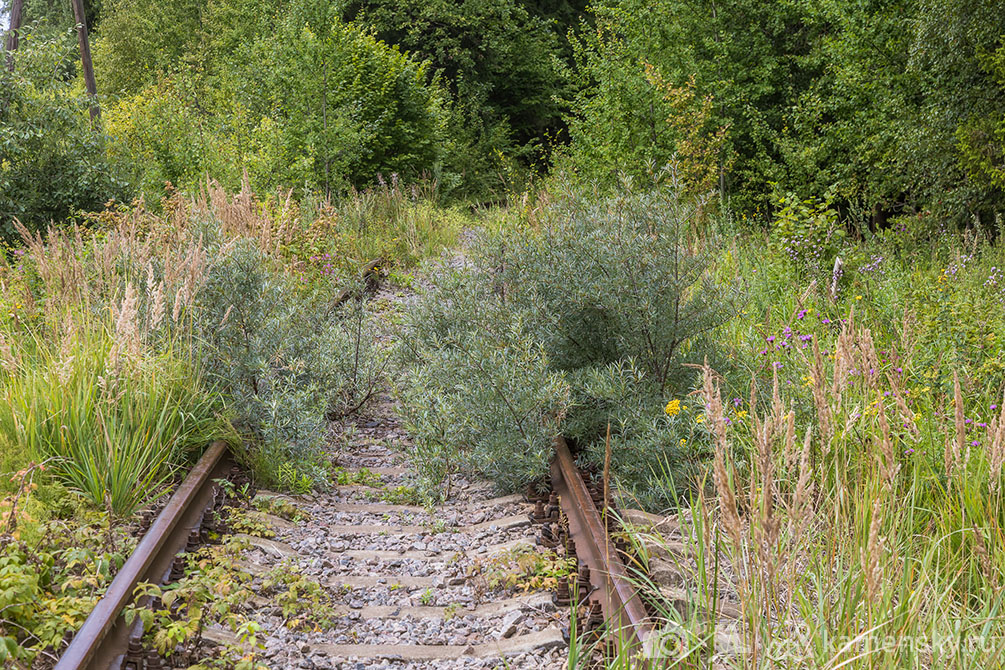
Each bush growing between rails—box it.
[400,174,739,507]
[195,240,387,490]
[397,271,572,493]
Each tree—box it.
[563,0,824,211]
[343,0,570,194]
[241,14,446,196]
[0,30,124,236]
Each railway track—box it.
[55,411,656,670]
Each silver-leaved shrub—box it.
[401,173,740,508]
[195,240,386,490]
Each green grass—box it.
[298,181,471,276]
[582,210,1005,669]
[0,327,230,516]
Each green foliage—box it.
[194,241,388,490]
[957,42,1005,193]
[23,0,103,35]
[251,495,309,523]
[104,77,243,198]
[244,15,445,196]
[378,484,427,506]
[91,0,205,96]
[473,545,576,592]
[126,537,268,668]
[768,192,846,284]
[0,516,134,664]
[562,0,821,209]
[401,174,737,504]
[0,30,126,237]
[330,466,382,487]
[93,0,448,197]
[562,0,1005,225]
[343,0,570,196]
[261,561,338,630]
[0,329,224,515]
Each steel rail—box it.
[56,441,233,670]
[551,436,655,662]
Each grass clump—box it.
[0,331,223,516]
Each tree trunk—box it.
[5,0,23,72]
[70,0,100,122]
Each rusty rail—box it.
[55,441,233,670]
[551,436,654,662]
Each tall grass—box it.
[0,329,225,515]
[582,328,1005,668]
[566,209,1005,668]
[0,176,461,514]
[0,197,226,515]
[304,177,467,272]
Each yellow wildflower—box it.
[664,399,681,417]
[679,438,687,446]
[695,414,705,424]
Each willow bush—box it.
[400,174,740,507]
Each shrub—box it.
[398,269,571,493]
[768,191,847,286]
[194,240,387,488]
[104,77,243,200]
[0,29,127,237]
[401,173,738,506]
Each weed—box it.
[380,485,427,506]
[331,466,383,488]
[470,545,576,593]
[252,496,309,523]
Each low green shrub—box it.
[400,174,738,507]
[0,514,135,665]
[195,239,388,488]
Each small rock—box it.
[497,611,524,639]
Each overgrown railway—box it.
[53,428,659,670]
